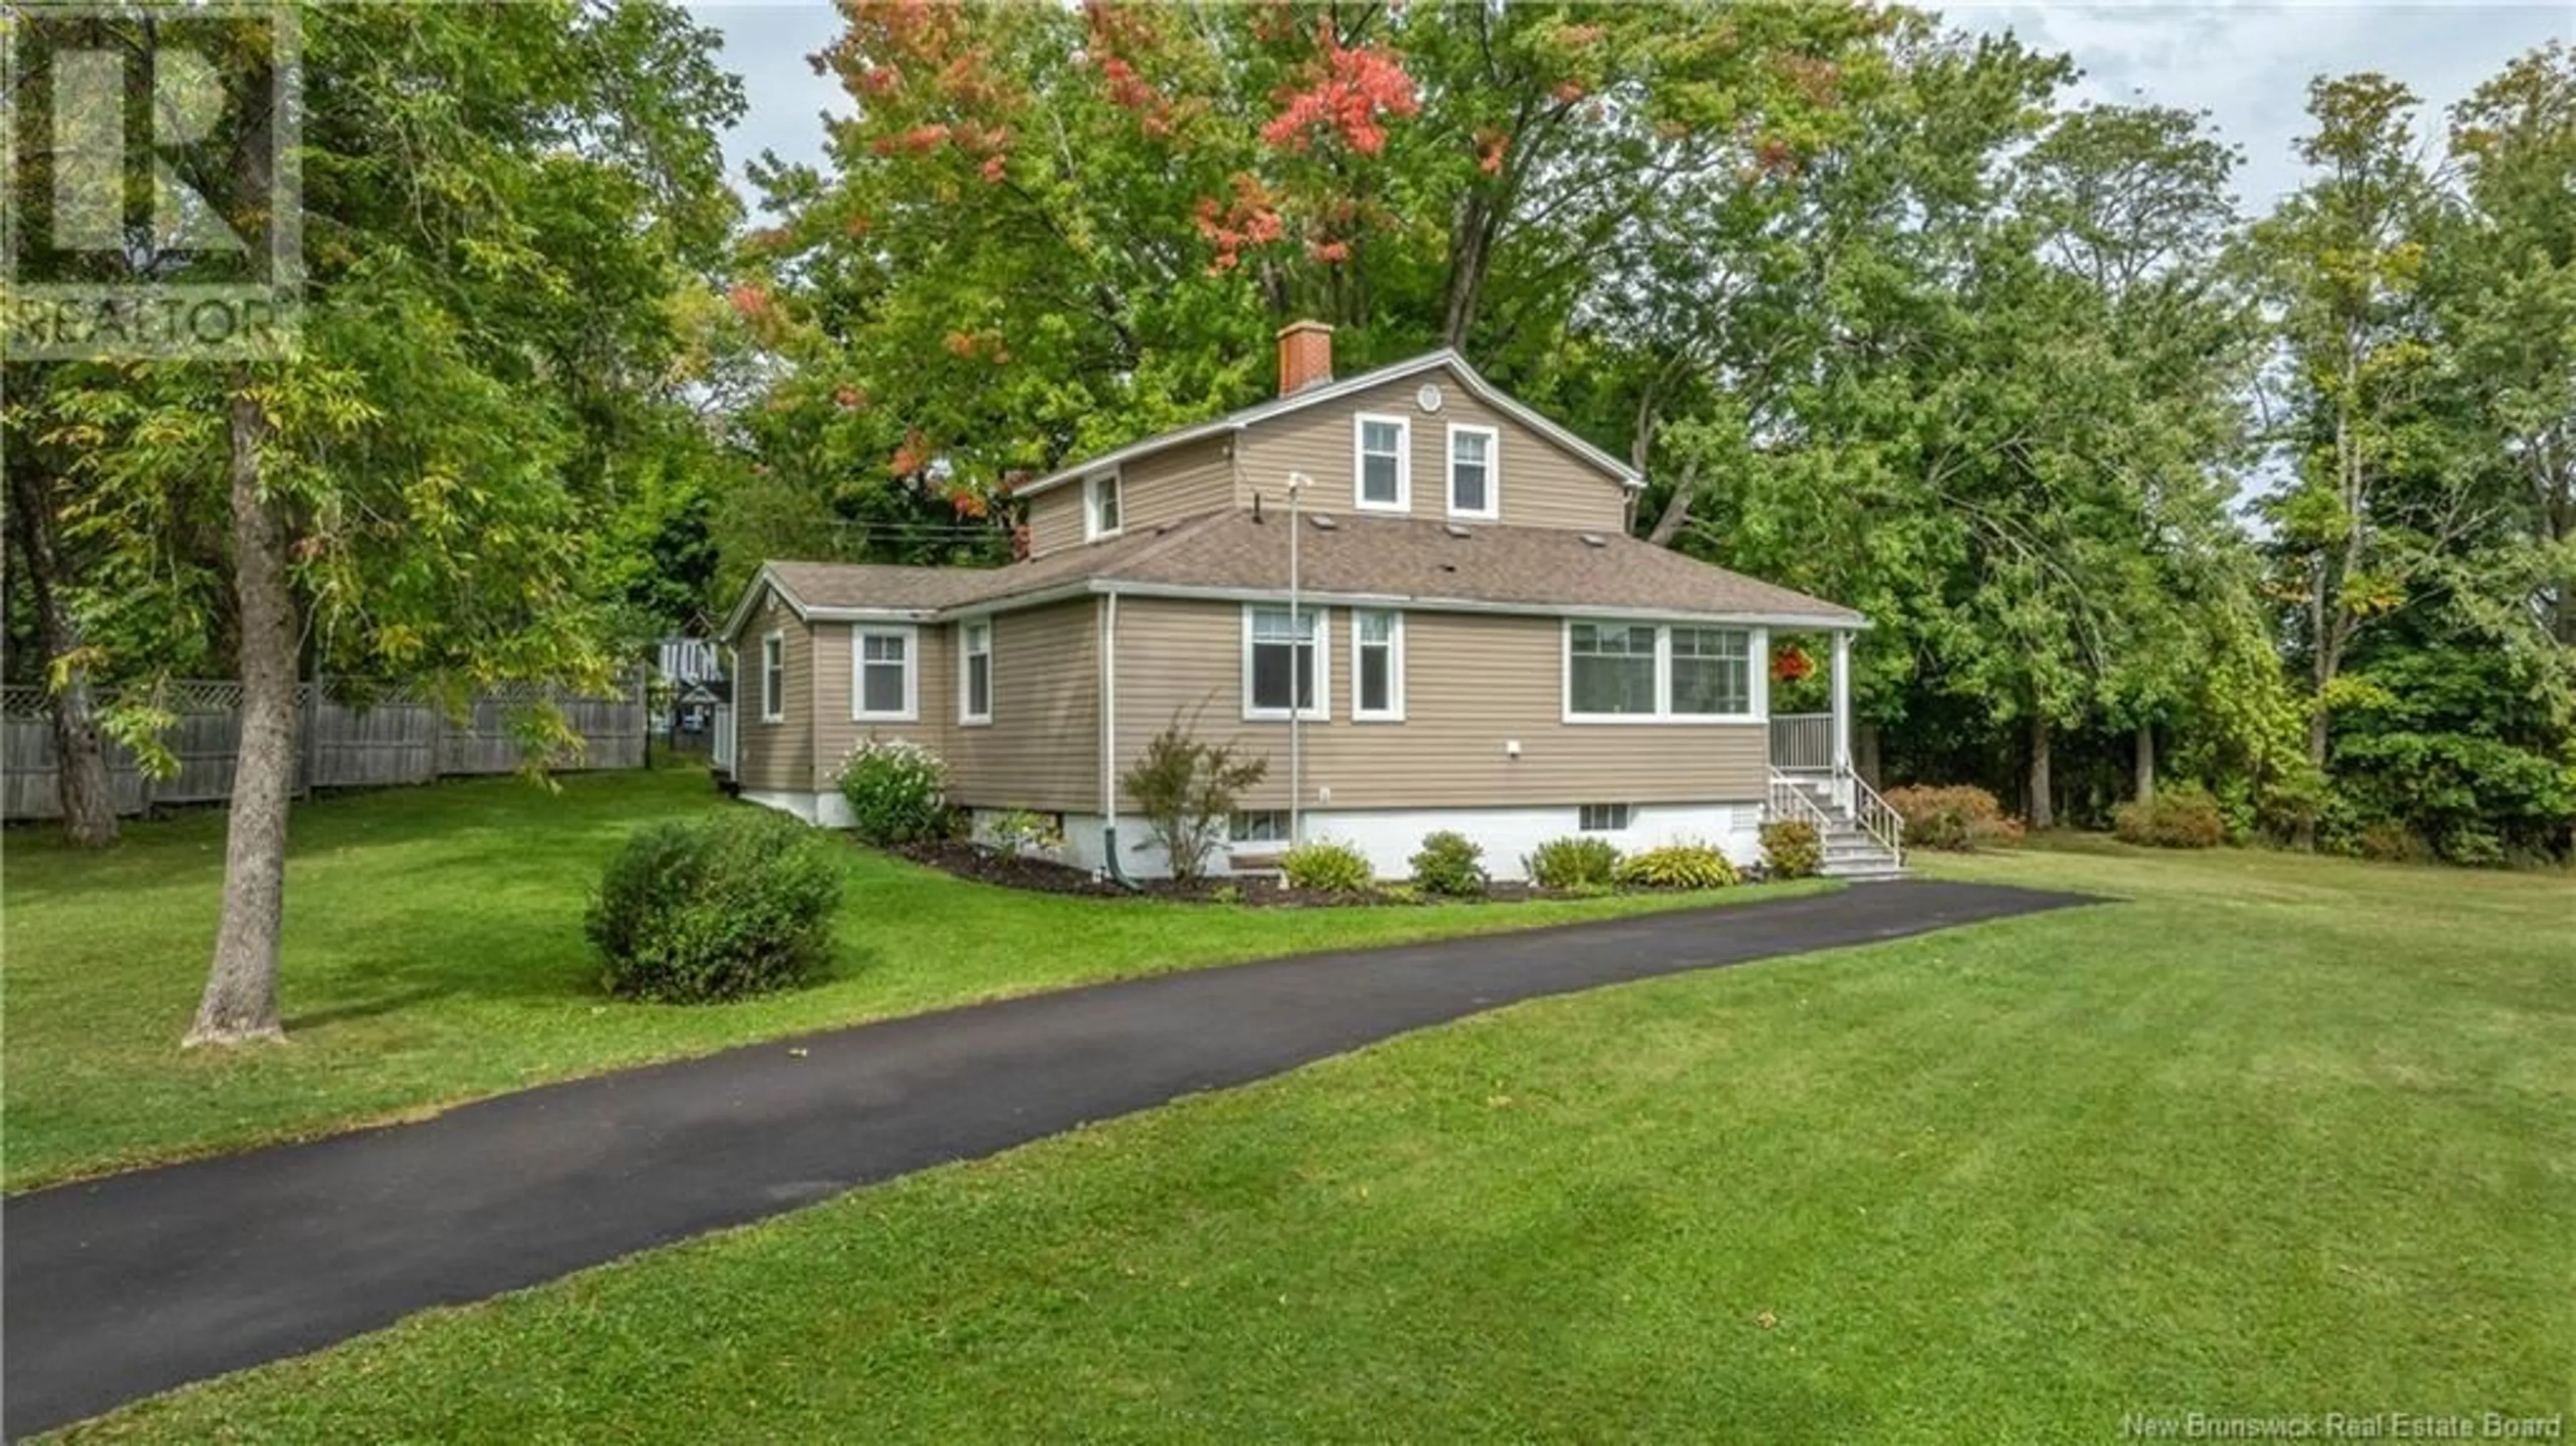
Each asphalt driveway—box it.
[3,878,2089,1437]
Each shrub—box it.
[1280,837,1374,893]
[1760,818,1823,878]
[586,810,844,1004]
[1525,835,1621,890]
[835,737,949,846]
[1614,841,1740,890]
[985,808,1065,862]
[1409,830,1488,898]
[2110,786,2226,849]
[1883,784,2023,851]
[1122,715,1268,883]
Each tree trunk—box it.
[188,389,294,1048]
[6,456,119,846]
[1644,457,1703,547]
[2026,713,2055,832]
[2133,723,2156,803]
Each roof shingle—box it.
[761,510,1859,626]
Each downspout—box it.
[1097,589,1139,890]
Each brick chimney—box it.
[1276,319,1334,396]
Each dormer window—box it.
[1447,423,1498,520]
[1086,470,1122,540]
[1354,414,1409,512]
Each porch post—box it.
[1830,629,1854,810]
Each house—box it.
[716,322,1901,880]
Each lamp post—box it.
[1285,470,1311,848]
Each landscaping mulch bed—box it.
[890,839,1651,907]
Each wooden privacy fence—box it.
[1,678,647,822]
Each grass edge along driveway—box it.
[3,766,1832,1189]
[39,840,2575,1443]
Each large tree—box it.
[29,2,743,1044]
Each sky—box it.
[689,1,2569,217]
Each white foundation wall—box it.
[1293,803,1762,882]
[1026,803,1758,882]
[740,789,855,829]
[759,796,1764,883]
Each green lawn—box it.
[1,766,1826,1189]
[46,839,2575,1443]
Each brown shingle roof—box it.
[763,511,1859,625]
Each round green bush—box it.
[1758,818,1823,878]
[2110,786,2226,849]
[835,737,949,845]
[1614,841,1741,890]
[1409,829,1489,898]
[585,809,845,1003]
[1524,835,1621,890]
[1280,837,1375,893]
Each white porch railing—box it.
[1770,713,1835,772]
[712,703,736,773]
[1847,769,1904,867]
[1767,769,1836,834]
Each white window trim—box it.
[1350,609,1405,722]
[1352,412,1411,513]
[852,623,920,723]
[759,631,786,723]
[1242,603,1330,722]
[1085,468,1122,541]
[957,619,993,726]
[1561,620,1766,725]
[1445,422,1500,521]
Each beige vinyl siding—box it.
[944,599,1101,812]
[1110,597,1764,813]
[1026,486,1083,558]
[733,588,813,792]
[1025,437,1235,559]
[810,620,950,791]
[1233,364,1626,533]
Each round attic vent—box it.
[1416,382,1444,414]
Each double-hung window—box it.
[759,632,786,723]
[1086,470,1122,539]
[1566,623,1660,717]
[959,619,993,725]
[1244,605,1327,719]
[853,625,918,722]
[1447,423,1498,519]
[1351,609,1403,721]
[1354,414,1409,511]
[1564,621,1760,721]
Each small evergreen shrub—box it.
[1883,784,2023,851]
[835,737,949,845]
[1615,841,1741,890]
[1123,715,1269,883]
[1280,837,1374,893]
[2110,786,2226,849]
[1525,835,1621,890]
[586,810,843,1004]
[985,808,1066,862]
[1409,830,1488,898]
[1760,818,1824,878]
